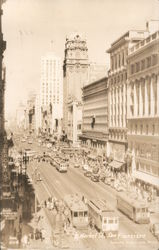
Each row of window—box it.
[136,161,159,177]
[109,130,126,140]
[111,50,127,70]
[130,79,158,116]
[130,123,156,135]
[110,73,127,84]
[130,54,158,75]
[135,143,159,162]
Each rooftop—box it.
[128,30,159,56]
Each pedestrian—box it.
[44,200,47,208]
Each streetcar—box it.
[88,199,119,236]
[56,162,68,173]
[64,194,89,228]
[116,192,150,224]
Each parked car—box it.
[56,162,68,173]
[74,163,80,168]
[84,168,92,177]
[150,221,159,241]
[82,164,89,171]
[91,173,100,182]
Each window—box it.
[147,57,151,68]
[153,77,157,115]
[119,54,121,67]
[141,81,145,115]
[136,84,140,115]
[108,219,114,224]
[152,124,155,135]
[147,81,151,115]
[84,211,87,217]
[141,60,145,70]
[74,212,78,217]
[131,64,134,74]
[135,124,137,134]
[77,124,81,130]
[152,54,158,66]
[140,124,143,135]
[146,125,148,135]
[136,62,140,72]
[79,212,83,217]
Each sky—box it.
[2,0,159,117]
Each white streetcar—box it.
[64,194,89,228]
[116,192,150,224]
[88,199,119,236]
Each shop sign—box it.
[1,210,17,220]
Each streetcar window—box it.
[142,208,146,212]
[84,211,87,217]
[108,219,114,224]
[136,208,140,213]
[103,218,107,224]
[74,212,78,217]
[79,212,83,217]
[114,219,118,224]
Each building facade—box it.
[40,53,63,135]
[127,30,159,191]
[88,62,108,83]
[63,33,89,144]
[0,0,20,243]
[107,30,149,168]
[80,77,109,156]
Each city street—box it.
[15,138,159,250]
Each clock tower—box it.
[63,33,89,132]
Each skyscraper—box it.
[63,33,89,143]
[40,53,63,135]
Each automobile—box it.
[47,143,52,148]
[84,170,92,178]
[28,140,33,144]
[74,163,80,168]
[21,138,26,142]
[56,162,68,173]
[91,173,100,182]
[150,221,159,241]
[82,164,89,171]
[115,184,125,192]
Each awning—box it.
[109,160,124,169]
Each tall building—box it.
[63,33,89,144]
[35,93,41,135]
[80,77,109,156]
[40,53,63,135]
[0,0,19,243]
[0,0,7,180]
[127,30,159,192]
[26,92,36,134]
[106,30,149,170]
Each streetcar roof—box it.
[88,199,115,215]
[64,194,88,211]
[117,192,148,208]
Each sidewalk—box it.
[16,206,54,250]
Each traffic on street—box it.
[8,132,159,250]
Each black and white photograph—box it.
[0,0,159,249]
